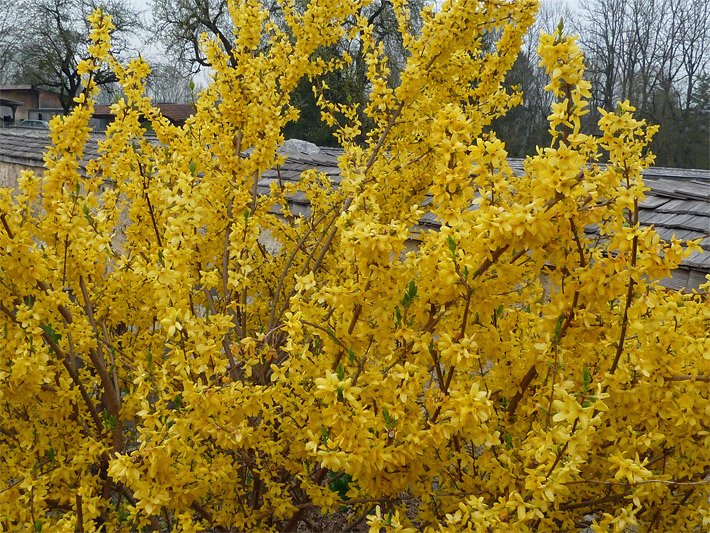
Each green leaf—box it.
[447,235,457,257]
[45,447,56,464]
[40,323,61,344]
[504,432,513,449]
[401,280,418,308]
[117,506,130,524]
[337,363,344,381]
[382,407,396,429]
[328,472,352,500]
[171,394,183,410]
[582,365,592,392]
[552,314,565,344]
[102,409,117,431]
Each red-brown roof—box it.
[0,85,60,95]
[93,103,195,123]
[0,85,34,91]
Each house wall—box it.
[37,90,61,109]
[29,108,64,122]
[1,91,36,121]
[0,105,18,125]
[0,159,44,189]
[90,117,112,132]
[0,88,62,121]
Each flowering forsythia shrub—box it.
[0,0,708,531]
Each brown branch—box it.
[266,203,339,335]
[545,419,578,480]
[37,280,73,325]
[300,320,349,352]
[664,374,709,383]
[348,303,363,336]
[610,233,637,375]
[507,364,538,420]
[570,219,588,268]
[563,478,708,487]
[137,160,163,248]
[296,99,408,295]
[559,494,628,511]
[115,483,161,532]
[79,276,121,418]
[365,100,405,170]
[472,244,510,279]
[546,292,580,429]
[610,173,639,375]
[671,488,695,516]
[429,344,457,424]
[190,501,213,523]
[203,285,239,379]
[75,493,84,532]
[0,212,14,238]
[458,289,472,340]
[0,302,103,433]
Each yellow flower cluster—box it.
[0,1,707,531]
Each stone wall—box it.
[0,159,43,189]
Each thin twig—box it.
[79,276,121,418]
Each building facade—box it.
[0,85,63,125]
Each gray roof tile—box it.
[2,129,708,279]
[641,194,670,209]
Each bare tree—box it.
[677,0,710,114]
[10,0,140,111]
[150,0,426,144]
[573,0,708,166]
[578,0,631,111]
[147,62,194,103]
[494,0,575,156]
[0,6,22,83]
[150,0,248,71]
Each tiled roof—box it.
[0,85,60,95]
[0,85,34,91]
[2,129,708,284]
[263,147,710,282]
[0,128,100,169]
[639,178,710,270]
[0,98,24,107]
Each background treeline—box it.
[0,0,707,168]
[495,0,709,169]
